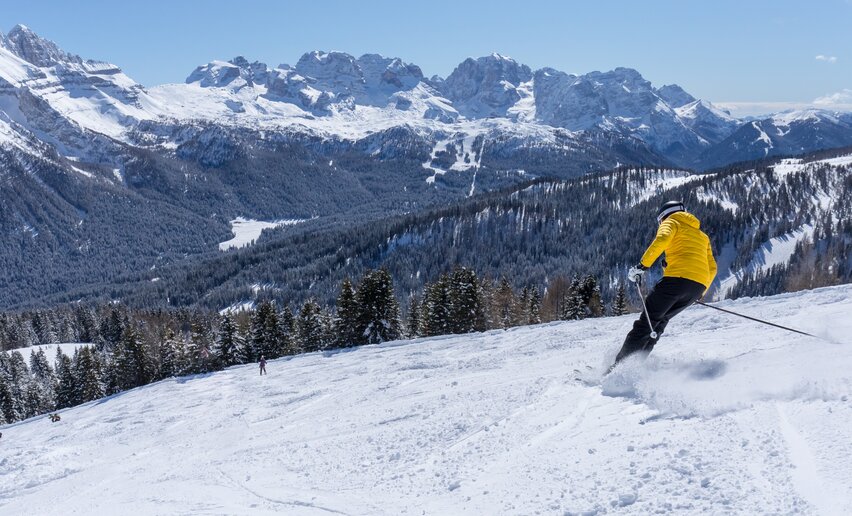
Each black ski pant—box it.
[614,277,706,365]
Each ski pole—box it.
[694,301,815,338]
[636,278,658,339]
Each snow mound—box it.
[2,285,851,514]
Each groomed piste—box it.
[2,285,851,515]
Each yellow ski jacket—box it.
[640,211,717,288]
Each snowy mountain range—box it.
[3,284,851,514]
[3,24,851,171]
[1,24,852,309]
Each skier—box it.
[259,355,267,376]
[610,201,717,371]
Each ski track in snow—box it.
[1,286,852,515]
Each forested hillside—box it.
[24,148,849,312]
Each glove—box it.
[627,264,648,283]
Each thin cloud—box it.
[716,90,852,117]
[815,55,838,63]
[814,89,852,106]
[715,101,812,117]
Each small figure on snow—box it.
[610,201,717,371]
[49,413,61,422]
[259,355,267,376]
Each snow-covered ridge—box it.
[0,24,739,161]
[4,24,852,176]
[2,285,851,514]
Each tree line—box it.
[1,268,630,425]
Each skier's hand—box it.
[627,264,647,283]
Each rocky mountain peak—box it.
[5,24,83,67]
[656,84,696,108]
[295,51,363,86]
[357,53,423,91]
[441,54,533,118]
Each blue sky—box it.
[2,0,850,115]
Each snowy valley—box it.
[2,285,851,514]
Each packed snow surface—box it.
[2,286,852,514]
[219,217,307,251]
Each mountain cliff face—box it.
[439,53,533,118]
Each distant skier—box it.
[259,355,267,376]
[610,201,717,370]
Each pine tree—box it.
[407,294,421,338]
[278,306,297,355]
[75,306,99,343]
[239,319,255,364]
[354,269,402,344]
[421,274,450,336]
[99,308,124,352]
[250,301,280,361]
[216,315,241,368]
[3,317,24,349]
[518,287,531,326]
[6,352,30,420]
[30,348,55,382]
[32,311,57,345]
[580,275,603,317]
[74,347,104,403]
[57,313,76,344]
[528,288,542,324]
[23,381,46,419]
[297,299,325,352]
[159,329,180,379]
[29,349,57,413]
[187,319,214,373]
[110,334,130,391]
[611,283,628,316]
[493,277,518,329]
[447,267,486,333]
[55,348,77,409]
[236,321,253,364]
[263,306,282,358]
[174,336,189,376]
[319,309,335,351]
[113,324,151,390]
[334,278,359,347]
[0,374,15,424]
[562,275,585,321]
[479,278,496,329]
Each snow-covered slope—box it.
[2,286,851,514]
[0,24,160,145]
